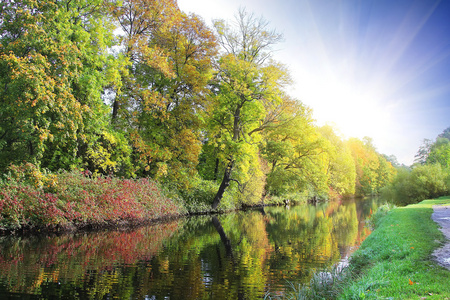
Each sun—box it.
[291,68,392,146]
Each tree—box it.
[437,127,450,141]
[262,102,330,198]
[208,9,288,209]
[319,126,356,197]
[414,139,432,165]
[387,164,448,205]
[109,0,217,185]
[425,127,450,168]
[213,8,283,65]
[427,138,450,168]
[347,137,394,196]
[0,0,123,172]
[107,0,177,121]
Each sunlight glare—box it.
[294,70,391,146]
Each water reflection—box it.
[0,197,385,299]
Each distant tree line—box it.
[382,127,450,205]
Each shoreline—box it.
[336,196,450,299]
[0,201,292,237]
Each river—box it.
[0,197,385,299]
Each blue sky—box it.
[178,0,450,165]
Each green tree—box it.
[110,0,217,185]
[0,0,123,172]
[208,9,288,209]
[386,164,448,205]
[348,137,394,196]
[319,125,356,197]
[427,137,450,168]
[414,138,432,165]
[262,101,330,199]
[437,126,450,140]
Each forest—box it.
[0,0,448,230]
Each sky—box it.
[177,0,450,165]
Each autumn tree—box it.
[208,9,289,209]
[319,125,356,197]
[109,0,217,185]
[107,0,177,121]
[0,0,125,173]
[348,137,395,196]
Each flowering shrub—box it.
[0,164,186,232]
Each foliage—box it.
[0,1,402,217]
[175,177,219,213]
[207,9,292,208]
[110,0,217,187]
[83,129,134,177]
[414,139,433,165]
[348,138,396,196]
[427,137,450,168]
[0,0,124,173]
[414,127,450,166]
[319,125,356,197]
[383,164,449,206]
[386,127,450,206]
[262,102,330,198]
[0,164,184,231]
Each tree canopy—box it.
[0,1,401,210]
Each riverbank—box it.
[0,166,295,235]
[1,165,324,235]
[0,169,187,235]
[337,196,450,299]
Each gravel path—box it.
[432,205,450,270]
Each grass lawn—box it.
[338,196,450,300]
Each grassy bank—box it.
[338,196,450,299]
[265,197,450,299]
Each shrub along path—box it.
[432,204,450,270]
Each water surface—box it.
[0,197,384,299]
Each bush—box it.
[0,164,185,231]
[366,203,394,230]
[383,164,449,206]
[176,178,219,213]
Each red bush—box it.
[0,169,185,231]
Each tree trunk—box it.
[212,160,234,209]
[211,104,241,209]
[112,99,119,122]
[213,157,220,181]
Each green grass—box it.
[338,196,450,300]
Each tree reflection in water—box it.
[0,197,384,299]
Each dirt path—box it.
[432,205,450,270]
